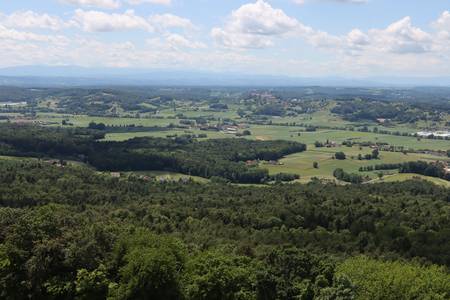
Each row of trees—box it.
[333,168,365,184]
[399,161,450,181]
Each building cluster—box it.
[417,131,450,138]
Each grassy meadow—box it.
[264,145,449,182]
[3,101,449,186]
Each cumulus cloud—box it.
[0,24,68,44]
[1,1,449,77]
[368,17,432,54]
[294,0,368,4]
[0,11,68,31]
[327,17,433,56]
[211,0,300,48]
[208,0,450,77]
[60,0,120,9]
[211,0,339,49]
[213,0,436,56]
[433,11,450,31]
[73,9,152,32]
[330,0,367,3]
[127,0,171,5]
[165,34,206,49]
[149,14,195,32]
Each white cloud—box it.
[0,2,449,77]
[334,17,433,55]
[127,0,171,5]
[149,14,195,32]
[0,24,68,44]
[0,11,67,31]
[294,0,368,4]
[369,17,432,54]
[165,34,206,49]
[211,0,299,48]
[331,0,367,3]
[60,0,120,9]
[73,9,152,32]
[433,11,450,31]
[211,1,449,75]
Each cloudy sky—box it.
[1,0,450,77]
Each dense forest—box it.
[0,124,306,183]
[0,160,449,299]
[330,99,444,123]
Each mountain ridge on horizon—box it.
[1,65,450,87]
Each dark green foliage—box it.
[360,163,404,172]
[110,230,185,300]
[331,99,437,123]
[0,160,449,299]
[371,149,379,159]
[337,256,450,300]
[183,250,256,300]
[88,122,106,130]
[360,161,450,181]
[269,173,300,182]
[209,103,228,110]
[242,130,252,136]
[254,104,286,116]
[75,265,110,300]
[314,141,324,148]
[399,161,450,181]
[0,124,306,183]
[334,152,346,160]
[333,168,364,184]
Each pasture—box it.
[264,145,449,182]
[373,173,450,188]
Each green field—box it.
[126,171,210,183]
[265,145,449,182]
[250,126,450,151]
[101,124,450,152]
[3,102,449,187]
[31,113,176,127]
[102,129,228,141]
[368,173,450,188]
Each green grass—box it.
[127,171,209,183]
[0,155,26,161]
[249,126,450,151]
[4,107,449,187]
[35,113,176,127]
[265,145,449,182]
[102,129,229,141]
[8,110,449,151]
[369,173,450,188]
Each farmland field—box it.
[1,86,449,186]
[369,173,450,188]
[265,146,449,182]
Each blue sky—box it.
[0,0,449,77]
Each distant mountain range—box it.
[0,65,449,87]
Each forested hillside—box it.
[0,124,306,183]
[0,160,449,299]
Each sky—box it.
[0,0,450,78]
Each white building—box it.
[417,131,450,138]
